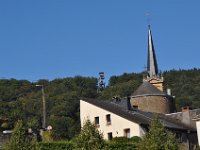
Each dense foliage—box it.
[37,140,138,150]
[163,68,200,110]
[74,119,105,150]
[1,68,200,140]
[37,142,74,150]
[138,117,179,150]
[5,120,37,150]
[1,119,180,150]
[37,126,139,150]
[0,76,98,140]
[100,72,143,99]
[106,136,141,150]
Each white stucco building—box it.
[80,99,145,140]
[80,98,193,141]
[196,121,200,146]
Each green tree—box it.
[42,130,53,142]
[5,120,37,150]
[74,119,105,150]
[138,117,180,150]
[48,115,69,139]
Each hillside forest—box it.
[0,68,200,140]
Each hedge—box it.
[106,143,137,150]
[37,141,137,150]
[37,142,74,150]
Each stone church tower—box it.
[130,26,175,114]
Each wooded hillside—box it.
[1,68,200,139]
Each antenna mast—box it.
[97,72,105,94]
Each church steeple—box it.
[147,25,158,78]
[145,25,164,91]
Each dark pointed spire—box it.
[147,25,158,78]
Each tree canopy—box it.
[1,68,200,139]
[0,76,98,140]
[74,119,105,150]
[5,120,37,150]
[138,117,179,150]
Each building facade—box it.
[80,99,145,140]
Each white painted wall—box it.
[196,121,200,145]
[80,100,145,140]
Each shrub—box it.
[5,120,37,150]
[37,141,74,150]
[138,117,180,150]
[110,137,130,144]
[74,119,105,150]
[106,143,137,150]
[42,131,53,142]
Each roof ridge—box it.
[81,98,190,131]
[132,81,164,96]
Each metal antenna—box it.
[97,72,105,94]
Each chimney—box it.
[182,106,189,112]
[126,96,132,110]
[167,88,171,95]
[181,106,191,128]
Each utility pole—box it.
[36,85,46,129]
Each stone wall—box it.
[130,95,175,114]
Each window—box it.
[124,128,130,138]
[132,105,138,109]
[176,133,184,143]
[94,117,100,127]
[107,132,113,140]
[106,114,111,125]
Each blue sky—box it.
[0,1,200,83]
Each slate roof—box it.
[166,108,200,129]
[131,81,166,97]
[81,98,193,131]
[147,25,159,77]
